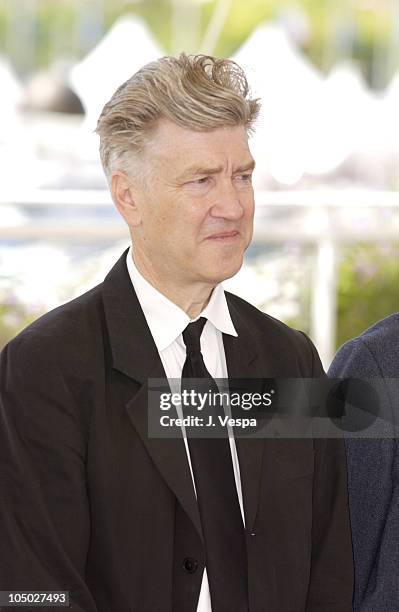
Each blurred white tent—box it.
[234,22,321,101]
[70,15,164,132]
[310,62,373,176]
[0,55,22,138]
[330,67,399,189]
[0,55,42,192]
[234,23,324,185]
[233,23,379,187]
[378,71,399,156]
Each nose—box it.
[210,179,247,221]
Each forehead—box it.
[148,118,252,166]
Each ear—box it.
[111,171,142,227]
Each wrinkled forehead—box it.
[144,118,253,171]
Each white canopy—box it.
[70,15,164,132]
[0,55,22,138]
[233,24,378,186]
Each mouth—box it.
[206,230,240,241]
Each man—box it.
[0,53,353,611]
[329,314,399,611]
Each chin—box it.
[203,257,243,284]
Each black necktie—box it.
[181,318,249,612]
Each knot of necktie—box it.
[182,317,207,354]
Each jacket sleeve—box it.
[328,337,399,612]
[358,440,399,612]
[0,333,98,611]
[301,333,354,611]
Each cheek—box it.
[248,199,256,219]
[242,197,255,224]
[145,207,174,237]
[245,192,255,212]
[187,208,211,236]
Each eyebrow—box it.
[235,159,256,173]
[178,159,256,181]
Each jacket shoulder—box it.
[1,283,104,368]
[226,290,310,343]
[329,313,399,377]
[361,312,399,344]
[225,291,323,376]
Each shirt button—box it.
[183,557,198,573]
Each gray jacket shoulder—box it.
[329,313,399,378]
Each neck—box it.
[131,248,215,319]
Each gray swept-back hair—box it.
[95,53,260,183]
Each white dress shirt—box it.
[126,248,245,612]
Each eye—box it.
[236,173,252,182]
[194,177,209,184]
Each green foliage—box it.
[35,1,75,67]
[0,6,7,49]
[108,0,172,51]
[0,298,41,350]
[206,0,274,57]
[336,243,399,349]
[0,0,397,85]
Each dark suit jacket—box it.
[0,250,353,611]
[328,314,399,612]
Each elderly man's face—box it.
[124,119,255,288]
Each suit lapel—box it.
[125,367,203,541]
[223,296,268,532]
[102,251,203,541]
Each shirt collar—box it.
[126,247,237,351]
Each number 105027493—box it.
[0,591,69,607]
